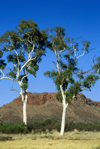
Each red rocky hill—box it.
[0,92,100,124]
[13,92,100,107]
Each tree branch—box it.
[0,69,17,81]
[28,44,35,59]
[21,71,29,82]
[59,47,65,53]
[17,56,36,79]
[10,88,21,95]
[81,87,86,91]
[0,76,16,81]
[76,49,85,59]
[14,49,20,73]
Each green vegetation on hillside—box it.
[0,120,100,134]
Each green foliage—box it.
[68,82,81,95]
[26,60,39,77]
[0,19,47,94]
[0,122,28,134]
[94,56,100,74]
[83,75,99,91]
[0,121,100,134]
[29,120,100,133]
[28,119,53,133]
[82,41,90,52]
[65,121,100,132]
[42,119,52,126]
[7,71,16,79]
[17,19,47,53]
[0,49,6,70]
[46,27,67,52]
[21,83,28,91]
[0,49,3,58]
[44,70,60,90]
[56,92,62,102]
[0,60,6,70]
[45,27,98,104]
[20,77,28,91]
[44,70,58,79]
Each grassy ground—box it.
[0,131,100,149]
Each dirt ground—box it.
[0,131,100,149]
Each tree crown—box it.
[45,27,98,102]
[0,19,47,92]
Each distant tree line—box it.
[0,120,100,134]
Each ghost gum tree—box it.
[0,19,47,125]
[44,27,98,136]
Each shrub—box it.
[0,122,28,134]
[64,121,100,132]
[1,120,100,134]
[31,121,40,129]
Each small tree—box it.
[45,27,98,136]
[0,19,47,125]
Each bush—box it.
[1,120,100,134]
[28,119,53,133]
[0,122,28,134]
[65,121,100,132]
[42,119,52,126]
[32,121,40,129]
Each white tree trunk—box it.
[60,85,68,136]
[60,102,68,136]
[21,92,28,125]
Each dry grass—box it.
[0,131,100,149]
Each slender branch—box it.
[10,88,21,95]
[52,61,57,67]
[59,47,65,53]
[19,57,36,75]
[0,69,4,78]
[3,45,15,55]
[0,76,16,81]
[14,49,20,72]
[73,67,94,75]
[28,44,35,59]
[81,87,86,91]
[0,69,17,81]
[76,49,85,59]
[69,41,86,60]
[3,45,20,74]
[68,41,77,59]
[69,38,94,60]
[21,71,29,82]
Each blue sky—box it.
[0,0,100,106]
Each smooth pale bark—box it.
[60,85,68,136]
[60,102,68,136]
[21,92,28,125]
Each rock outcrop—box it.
[13,92,57,106]
[0,92,100,124]
[13,92,100,107]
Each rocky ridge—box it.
[13,92,100,107]
[0,92,100,124]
